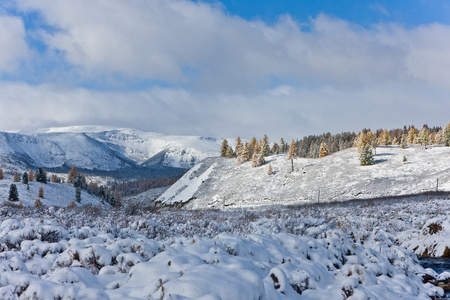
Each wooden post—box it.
[291,159,294,172]
[437,178,439,192]
[318,190,320,202]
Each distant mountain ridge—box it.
[0,126,222,172]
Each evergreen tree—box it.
[13,172,20,182]
[419,127,429,148]
[319,142,329,158]
[220,139,229,157]
[279,138,286,153]
[267,164,273,175]
[444,122,450,146]
[379,130,391,146]
[400,134,408,149]
[38,187,44,198]
[429,132,436,145]
[34,198,43,208]
[287,139,297,160]
[407,127,418,144]
[235,137,243,157]
[51,174,59,183]
[68,166,78,183]
[8,184,19,201]
[22,172,28,185]
[0,168,3,180]
[241,142,251,161]
[360,145,374,166]
[403,155,407,163]
[75,187,81,203]
[73,173,83,203]
[251,152,258,167]
[257,153,266,166]
[28,169,35,182]
[271,142,279,154]
[260,140,269,157]
[114,190,122,207]
[36,168,47,183]
[226,146,235,158]
[356,132,369,153]
[435,129,444,145]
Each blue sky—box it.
[1,0,450,138]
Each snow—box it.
[158,145,450,209]
[0,197,449,299]
[0,178,101,207]
[1,126,222,170]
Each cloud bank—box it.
[1,0,450,138]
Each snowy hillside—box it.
[0,178,101,207]
[0,126,221,171]
[157,145,450,209]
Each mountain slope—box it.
[0,126,221,172]
[157,145,450,209]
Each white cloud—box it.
[0,14,29,72]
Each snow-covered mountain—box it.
[157,145,450,209]
[0,126,222,172]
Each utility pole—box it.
[437,178,439,192]
[317,189,320,203]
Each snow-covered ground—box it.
[0,197,449,299]
[1,126,222,171]
[0,178,101,207]
[158,145,450,209]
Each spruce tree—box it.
[271,142,279,154]
[279,138,286,153]
[241,142,250,161]
[287,139,297,160]
[8,184,19,201]
[435,129,444,145]
[379,130,391,146]
[73,173,83,202]
[36,168,47,183]
[226,146,235,158]
[360,145,374,166]
[319,142,329,158]
[260,140,269,157]
[257,153,266,166]
[251,152,258,167]
[400,134,408,149]
[235,137,243,157]
[267,164,273,175]
[22,172,28,185]
[419,127,429,148]
[407,127,417,144]
[444,122,450,146]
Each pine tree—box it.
[257,153,266,166]
[226,146,235,158]
[271,142,279,154]
[360,145,374,166]
[444,122,450,146]
[13,172,20,182]
[36,168,47,183]
[250,137,257,154]
[407,127,418,144]
[68,166,78,183]
[235,137,243,157]
[319,142,329,158]
[429,132,436,145]
[356,132,369,153]
[220,139,229,157]
[435,129,444,145]
[287,139,297,160]
[0,168,3,180]
[22,172,28,185]
[241,142,250,161]
[51,174,58,183]
[279,138,286,153]
[403,155,407,163]
[419,127,429,148]
[379,130,391,146]
[251,152,258,167]
[267,164,273,175]
[28,169,35,182]
[260,140,269,157]
[8,184,19,201]
[38,187,44,198]
[34,198,43,208]
[73,173,83,203]
[400,134,408,149]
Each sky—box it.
[1,0,450,139]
